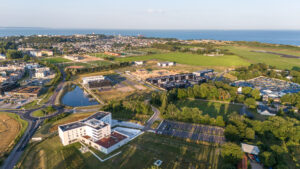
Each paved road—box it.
[143,106,161,131]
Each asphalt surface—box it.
[156,120,225,144]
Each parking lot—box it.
[156,120,225,144]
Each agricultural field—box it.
[19,133,221,169]
[223,45,300,69]
[115,52,250,67]
[0,112,28,165]
[42,57,71,64]
[176,99,243,118]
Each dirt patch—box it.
[131,69,188,80]
[0,114,20,154]
[66,66,84,69]
[80,55,104,62]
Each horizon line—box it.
[1,27,300,31]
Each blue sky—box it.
[0,0,299,29]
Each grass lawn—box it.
[42,57,71,64]
[176,99,243,118]
[31,110,45,117]
[87,60,112,67]
[116,52,250,67]
[224,46,300,69]
[19,133,222,169]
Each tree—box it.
[216,116,225,127]
[177,88,188,100]
[245,128,255,140]
[250,89,261,100]
[6,49,22,59]
[242,87,252,95]
[244,98,257,109]
[260,151,276,167]
[236,94,245,103]
[160,93,168,113]
[225,124,240,142]
[221,142,244,165]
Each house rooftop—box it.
[241,143,260,155]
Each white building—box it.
[82,75,106,85]
[35,67,50,78]
[30,50,53,57]
[58,112,130,154]
[157,61,175,67]
[134,61,145,66]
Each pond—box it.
[62,85,99,107]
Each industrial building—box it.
[82,75,112,88]
[58,112,130,154]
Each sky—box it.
[0,0,300,30]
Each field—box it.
[42,57,71,64]
[0,112,28,164]
[19,133,222,169]
[116,52,250,67]
[223,46,300,69]
[176,99,243,118]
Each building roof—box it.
[59,111,110,132]
[241,143,260,155]
[95,132,128,148]
[59,122,86,132]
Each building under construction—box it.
[146,72,207,90]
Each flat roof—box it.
[59,111,110,132]
[95,132,128,148]
[59,122,85,132]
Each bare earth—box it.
[0,114,20,154]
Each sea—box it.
[0,28,300,46]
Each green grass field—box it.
[42,57,71,64]
[116,52,250,67]
[19,133,221,169]
[176,99,243,118]
[87,60,113,67]
[224,46,300,69]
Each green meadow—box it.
[116,52,250,67]
[19,133,221,169]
